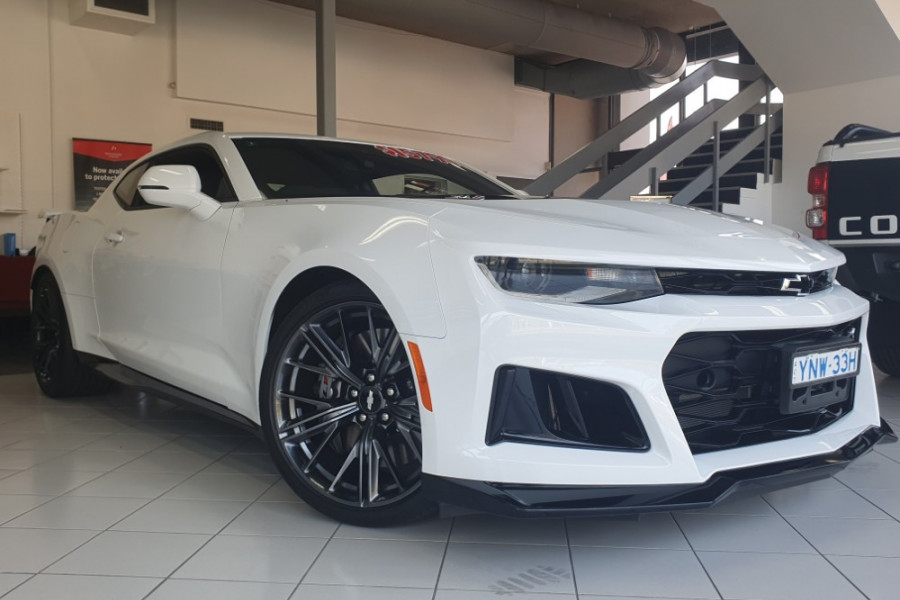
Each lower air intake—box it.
[487,366,649,451]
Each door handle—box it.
[104,231,124,245]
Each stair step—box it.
[694,135,782,155]
[696,125,781,141]
[682,146,782,167]
[607,149,641,171]
[666,159,771,180]
[709,125,782,141]
[685,187,744,206]
[659,172,759,194]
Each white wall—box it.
[0,0,549,249]
[0,0,53,251]
[177,0,518,142]
[703,0,900,94]
[773,74,900,232]
[552,94,601,198]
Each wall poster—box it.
[73,138,152,210]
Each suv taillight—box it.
[806,163,830,240]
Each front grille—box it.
[657,269,833,296]
[662,319,860,454]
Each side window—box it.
[113,162,150,209]
[114,145,237,211]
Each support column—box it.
[316,0,337,137]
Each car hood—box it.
[428,198,844,272]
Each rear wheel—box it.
[260,281,435,526]
[31,274,109,397]
[868,298,900,376]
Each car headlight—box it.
[475,257,663,305]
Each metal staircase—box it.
[524,60,782,211]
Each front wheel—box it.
[260,281,435,526]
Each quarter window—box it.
[113,163,150,209]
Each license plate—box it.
[791,345,861,387]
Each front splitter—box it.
[423,421,895,518]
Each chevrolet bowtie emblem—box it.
[781,274,813,296]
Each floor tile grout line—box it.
[832,466,900,525]
[29,527,107,577]
[670,511,725,600]
[0,468,112,498]
[872,445,900,467]
[3,572,167,579]
[289,512,343,598]
[139,578,165,600]
[3,468,175,530]
[59,465,194,502]
[768,475,898,525]
[562,518,580,600]
[142,468,287,590]
[0,428,117,454]
[0,573,36,600]
[430,516,455,600]
[817,553,875,600]
[0,493,78,528]
[18,457,217,579]
[762,492,872,599]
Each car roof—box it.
[167,131,382,148]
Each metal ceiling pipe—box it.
[310,0,686,82]
[516,27,686,98]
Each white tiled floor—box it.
[1,371,900,599]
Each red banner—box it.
[73,138,152,211]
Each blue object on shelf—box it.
[2,232,16,256]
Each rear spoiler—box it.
[38,210,63,222]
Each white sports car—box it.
[32,132,892,525]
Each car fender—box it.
[226,205,448,408]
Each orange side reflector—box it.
[407,341,433,412]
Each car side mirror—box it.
[137,165,220,221]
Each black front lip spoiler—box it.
[423,421,895,518]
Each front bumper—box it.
[423,422,895,517]
[413,279,882,486]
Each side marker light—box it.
[407,342,433,412]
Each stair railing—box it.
[524,60,779,208]
[670,108,783,207]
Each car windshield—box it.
[233,137,518,200]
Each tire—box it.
[872,346,900,377]
[260,281,436,526]
[31,274,110,397]
[868,298,900,376]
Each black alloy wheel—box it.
[31,274,108,397]
[31,277,63,388]
[261,281,435,525]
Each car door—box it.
[92,145,243,407]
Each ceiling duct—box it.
[515,27,686,99]
[277,0,687,97]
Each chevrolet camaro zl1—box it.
[31,132,892,525]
